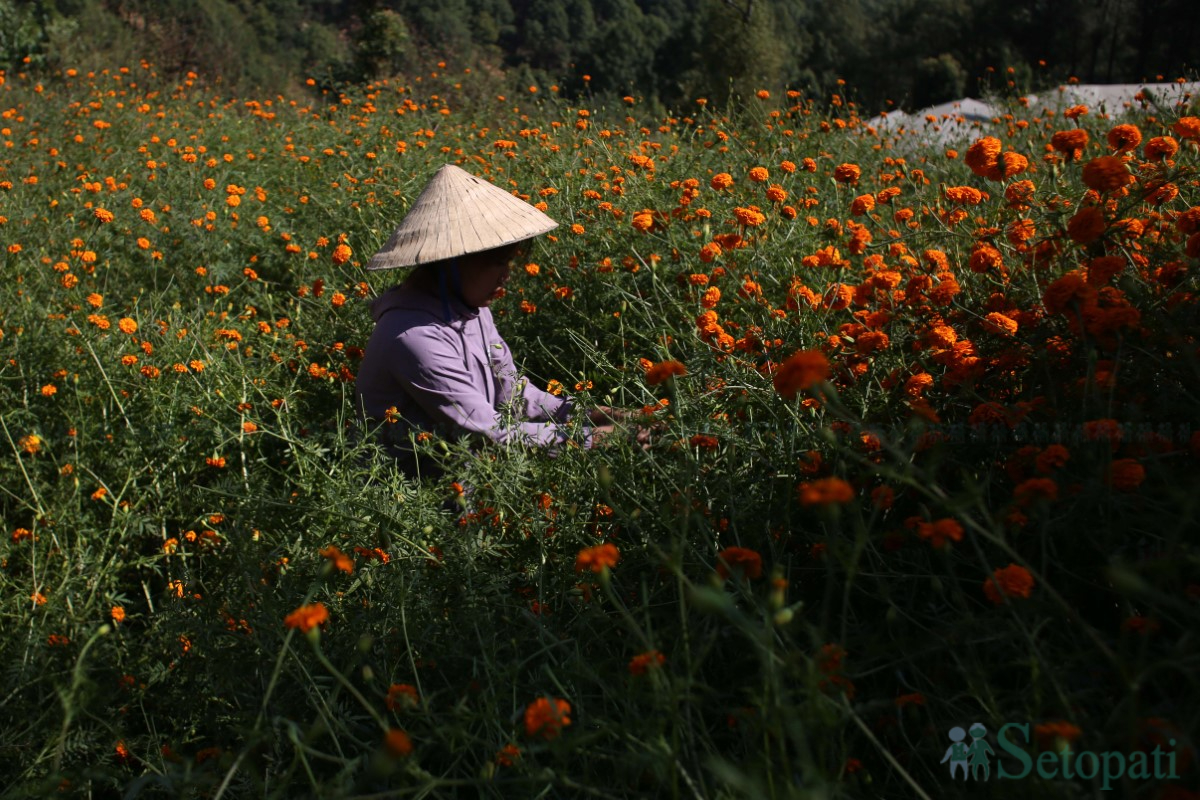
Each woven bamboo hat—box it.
[366,164,558,270]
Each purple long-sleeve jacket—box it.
[355,283,589,472]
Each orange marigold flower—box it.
[118,317,138,334]
[319,545,354,574]
[331,243,352,265]
[1066,205,1107,245]
[94,207,114,223]
[733,206,766,227]
[917,518,964,549]
[386,683,419,711]
[628,649,666,676]
[850,194,875,216]
[983,563,1035,604]
[969,243,1003,273]
[19,434,42,455]
[699,241,722,262]
[283,602,329,633]
[982,312,1018,336]
[1035,444,1070,473]
[1107,458,1145,491]
[716,546,763,580]
[833,163,861,183]
[797,477,854,507]
[1005,180,1036,208]
[965,136,1001,177]
[1144,136,1178,161]
[1106,124,1142,153]
[1050,128,1089,159]
[748,166,769,183]
[111,605,126,623]
[645,360,687,385]
[495,743,521,766]
[1083,418,1122,446]
[524,697,571,740]
[1081,155,1133,193]
[1042,271,1093,314]
[1172,116,1200,141]
[575,543,620,573]
[384,729,413,757]
[1014,477,1058,506]
[988,150,1029,181]
[710,172,734,190]
[773,349,831,399]
[1035,721,1083,749]
[943,186,984,205]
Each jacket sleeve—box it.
[389,325,589,451]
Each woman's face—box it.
[458,243,527,307]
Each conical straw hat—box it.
[367,164,558,270]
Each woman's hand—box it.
[587,405,638,425]
[590,422,661,450]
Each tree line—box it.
[2,0,1197,111]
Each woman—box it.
[355,164,632,477]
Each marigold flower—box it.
[943,186,984,205]
[1144,136,1178,161]
[1107,458,1145,491]
[575,543,619,573]
[1035,444,1070,473]
[1035,721,1083,749]
[965,136,1001,177]
[1172,116,1200,141]
[386,683,419,711]
[118,317,138,334]
[384,729,413,757]
[748,166,769,183]
[733,206,765,227]
[850,194,875,216]
[495,743,521,766]
[19,434,42,455]
[645,360,687,385]
[773,349,830,399]
[716,546,763,580]
[1014,477,1058,506]
[283,602,329,633]
[982,312,1018,336]
[988,151,1029,181]
[1106,124,1142,152]
[710,172,734,190]
[917,518,963,549]
[319,545,354,574]
[833,163,861,183]
[94,207,114,223]
[698,241,722,262]
[628,649,666,676]
[1050,128,1089,159]
[1083,418,1122,446]
[111,605,126,623]
[1081,155,1133,193]
[983,563,1035,604]
[524,697,571,740]
[1067,205,1107,245]
[797,477,854,507]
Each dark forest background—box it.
[2,0,1197,111]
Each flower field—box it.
[2,62,1199,798]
